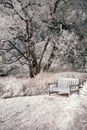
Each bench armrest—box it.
[48,82,57,85]
[69,84,80,91]
[48,82,57,88]
[70,84,80,87]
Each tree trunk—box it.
[43,45,55,71]
[29,64,34,78]
[27,46,34,78]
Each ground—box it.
[0,72,87,130]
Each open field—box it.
[0,80,87,130]
[0,72,87,130]
[0,71,87,98]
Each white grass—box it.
[0,81,87,130]
[0,72,87,98]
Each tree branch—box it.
[39,38,50,67]
[8,40,28,60]
[0,0,14,9]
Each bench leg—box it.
[68,91,71,97]
[68,93,70,97]
[77,89,80,94]
[49,90,50,96]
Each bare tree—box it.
[0,0,52,77]
[1,0,86,75]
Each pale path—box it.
[0,83,87,130]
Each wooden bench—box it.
[48,77,80,96]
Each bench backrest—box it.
[57,77,79,92]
